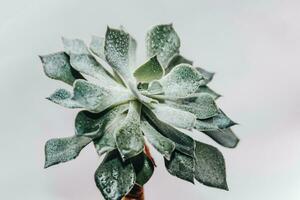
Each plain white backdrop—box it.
[1,0,300,199]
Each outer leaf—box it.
[196,67,214,84]
[132,153,155,186]
[143,107,195,156]
[203,128,239,148]
[146,24,180,67]
[72,80,134,113]
[159,64,204,98]
[47,88,82,109]
[165,54,193,74]
[44,136,92,168]
[151,103,196,129]
[90,36,105,59]
[39,52,83,85]
[115,101,144,160]
[70,53,117,86]
[62,37,89,55]
[201,109,236,129]
[194,120,219,132]
[95,151,135,200]
[194,141,228,190]
[197,86,221,100]
[141,120,175,160]
[165,150,194,183]
[133,56,164,83]
[167,93,219,119]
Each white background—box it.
[1,0,300,199]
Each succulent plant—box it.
[41,24,238,200]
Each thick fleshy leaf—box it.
[194,141,228,190]
[143,107,195,156]
[167,93,219,119]
[44,136,92,168]
[194,120,219,132]
[141,120,175,160]
[203,128,239,148]
[90,36,105,59]
[165,54,193,74]
[62,37,89,55]
[165,150,194,183]
[196,67,215,84]
[75,104,128,137]
[47,88,82,109]
[159,64,204,98]
[95,151,135,200]
[147,81,164,95]
[39,52,83,85]
[146,24,180,67]
[197,86,221,100]
[115,101,144,160]
[72,80,134,113]
[201,109,236,129]
[132,153,155,186]
[133,56,164,83]
[151,103,196,129]
[70,53,117,86]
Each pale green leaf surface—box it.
[47,88,82,109]
[196,86,221,100]
[201,109,236,129]
[159,64,204,98]
[147,81,164,95]
[62,37,89,55]
[132,153,155,186]
[72,80,134,113]
[203,128,239,148]
[141,120,175,160]
[165,54,193,74]
[146,24,180,67]
[196,67,214,84]
[194,141,228,190]
[133,56,164,83]
[95,151,135,200]
[115,101,144,160]
[40,52,83,85]
[90,36,105,60]
[165,150,194,183]
[44,136,92,168]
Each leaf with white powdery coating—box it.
[141,120,175,160]
[115,101,144,160]
[203,128,239,148]
[165,54,193,74]
[146,24,180,67]
[194,141,228,190]
[72,79,134,113]
[133,56,164,83]
[62,37,89,55]
[90,36,105,60]
[40,52,83,85]
[95,151,135,200]
[159,64,204,98]
[44,136,92,168]
[196,67,215,84]
[47,88,82,109]
[197,86,221,100]
[165,150,194,183]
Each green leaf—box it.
[197,86,221,100]
[194,120,219,132]
[165,54,193,74]
[39,52,83,85]
[132,153,155,186]
[95,151,135,200]
[196,67,214,84]
[70,53,117,86]
[133,56,164,83]
[167,93,219,119]
[115,101,144,160]
[90,36,105,60]
[75,104,128,137]
[72,79,134,113]
[194,141,228,190]
[159,64,204,98]
[44,136,92,168]
[62,37,89,55]
[141,120,175,160]
[203,128,239,148]
[202,109,237,129]
[47,88,82,109]
[151,103,196,129]
[165,150,194,183]
[146,24,180,67]
[143,107,195,156]
[147,81,164,95]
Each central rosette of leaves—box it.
[41,24,238,200]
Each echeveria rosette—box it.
[41,24,239,200]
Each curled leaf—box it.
[47,88,82,109]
